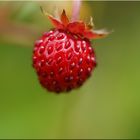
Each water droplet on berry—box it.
[91,56,95,62]
[82,40,86,52]
[56,56,62,64]
[33,56,37,61]
[70,70,73,74]
[87,67,92,77]
[67,52,73,60]
[40,59,45,67]
[78,68,83,76]
[47,45,53,54]
[50,71,54,77]
[78,58,83,65]
[70,62,75,69]
[58,67,63,74]
[75,41,81,52]
[53,80,57,85]
[38,46,45,55]
[65,40,71,49]
[38,61,41,67]
[86,55,91,63]
[87,67,91,72]
[48,35,55,41]
[47,58,53,65]
[56,43,63,51]
[89,47,93,54]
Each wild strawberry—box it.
[32,9,109,93]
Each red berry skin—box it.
[32,29,96,93]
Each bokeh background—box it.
[0,1,140,139]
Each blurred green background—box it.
[0,1,140,139]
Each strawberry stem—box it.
[71,0,81,21]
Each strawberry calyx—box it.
[41,8,110,39]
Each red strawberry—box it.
[32,9,109,93]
